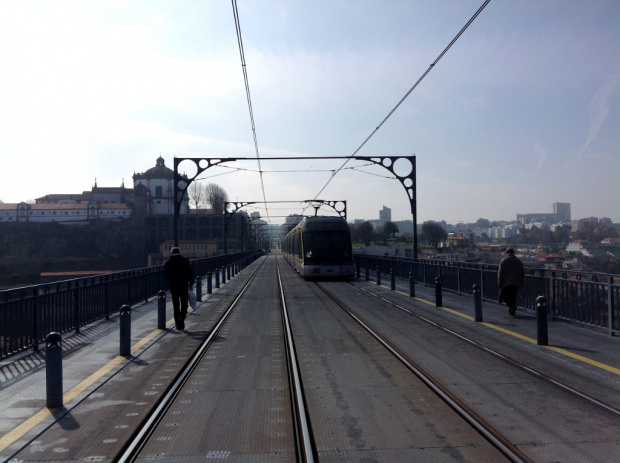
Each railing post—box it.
[207,272,213,294]
[157,291,166,330]
[73,280,80,334]
[33,288,39,352]
[608,276,614,336]
[222,266,227,285]
[120,305,131,356]
[473,284,483,322]
[536,296,548,345]
[227,264,231,280]
[409,272,415,297]
[390,269,395,290]
[376,266,381,286]
[435,277,442,307]
[215,268,220,288]
[46,332,63,408]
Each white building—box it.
[133,156,189,215]
[0,202,131,223]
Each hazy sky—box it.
[0,0,618,225]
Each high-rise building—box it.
[553,202,571,222]
[379,206,391,225]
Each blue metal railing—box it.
[0,252,263,359]
[353,255,619,336]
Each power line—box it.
[309,0,493,204]
[231,0,271,222]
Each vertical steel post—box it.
[157,291,166,330]
[207,272,213,294]
[196,276,202,303]
[435,277,442,307]
[409,272,415,297]
[390,269,395,290]
[536,296,548,345]
[120,305,131,356]
[46,332,63,409]
[473,284,483,322]
[376,266,381,286]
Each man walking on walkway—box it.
[498,247,525,316]
[164,247,194,329]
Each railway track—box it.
[118,255,316,462]
[348,281,620,419]
[313,279,620,462]
[12,254,612,461]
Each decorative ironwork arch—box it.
[173,155,417,257]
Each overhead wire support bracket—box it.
[173,156,415,256]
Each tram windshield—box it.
[302,230,353,264]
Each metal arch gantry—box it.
[173,155,417,257]
[223,200,347,255]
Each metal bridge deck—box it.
[1,256,618,462]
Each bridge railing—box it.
[0,251,263,359]
[353,255,619,336]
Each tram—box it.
[281,216,355,279]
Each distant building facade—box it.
[517,202,571,225]
[379,206,391,226]
[133,156,189,216]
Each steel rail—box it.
[276,260,316,463]
[315,282,531,463]
[117,258,267,462]
[352,282,620,419]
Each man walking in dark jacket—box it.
[164,247,194,329]
[498,247,525,316]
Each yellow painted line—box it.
[385,286,620,377]
[0,291,220,452]
[0,285,229,452]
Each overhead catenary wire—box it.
[231,0,271,223]
[308,0,493,205]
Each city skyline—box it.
[0,1,618,224]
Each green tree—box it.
[351,221,374,245]
[419,222,447,248]
[382,221,399,238]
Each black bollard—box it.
[435,277,442,307]
[222,266,226,284]
[215,268,220,288]
[196,276,202,303]
[120,305,131,356]
[536,296,548,345]
[157,290,166,329]
[227,264,231,280]
[473,284,483,322]
[207,272,213,294]
[365,266,369,281]
[46,332,63,409]
[390,269,395,290]
[409,272,415,297]
[376,266,381,286]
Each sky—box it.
[0,0,618,226]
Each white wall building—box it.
[133,156,189,215]
[0,202,131,223]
